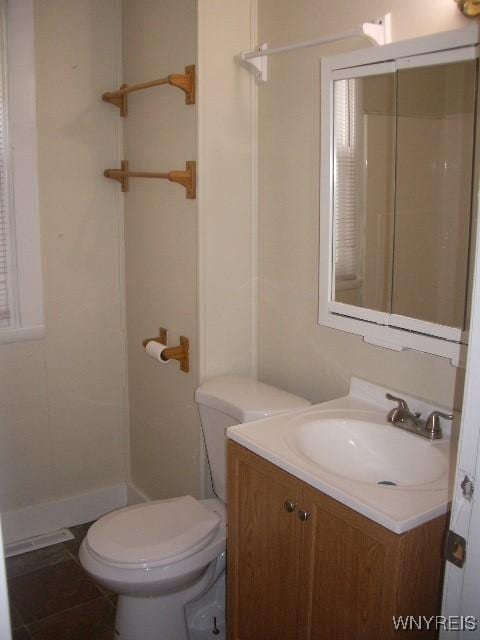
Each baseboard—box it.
[1,484,129,545]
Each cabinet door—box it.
[298,484,401,640]
[227,442,303,640]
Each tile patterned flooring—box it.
[6,524,116,640]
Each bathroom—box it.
[0,0,479,638]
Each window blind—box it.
[0,2,12,329]
[334,78,359,282]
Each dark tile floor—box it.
[5,524,116,640]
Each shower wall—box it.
[0,0,128,536]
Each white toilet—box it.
[79,375,310,640]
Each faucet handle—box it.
[385,393,410,411]
[425,410,453,438]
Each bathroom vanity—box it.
[227,442,446,640]
[226,379,452,640]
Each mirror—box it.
[333,60,477,331]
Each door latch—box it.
[446,530,467,568]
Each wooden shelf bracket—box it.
[143,327,190,373]
[102,65,195,116]
[104,160,196,199]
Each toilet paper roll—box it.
[145,340,169,363]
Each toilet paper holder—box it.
[142,328,190,373]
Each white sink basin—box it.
[227,379,452,533]
[285,410,449,488]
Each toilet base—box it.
[185,566,226,639]
[113,557,224,640]
[115,592,189,640]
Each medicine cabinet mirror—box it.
[319,27,480,363]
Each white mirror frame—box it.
[319,25,480,365]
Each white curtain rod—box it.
[238,16,391,83]
[243,27,366,60]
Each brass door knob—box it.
[284,500,296,513]
[298,509,311,521]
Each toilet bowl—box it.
[79,375,310,640]
[80,497,225,640]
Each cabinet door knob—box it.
[284,500,296,513]
[298,509,311,521]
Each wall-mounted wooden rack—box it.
[102,65,195,116]
[143,327,190,373]
[104,160,196,199]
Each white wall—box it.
[257,0,470,408]
[122,0,200,500]
[197,0,258,381]
[0,0,128,515]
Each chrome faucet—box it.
[385,393,453,440]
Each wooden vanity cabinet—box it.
[227,441,303,640]
[227,441,448,640]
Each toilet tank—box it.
[195,375,311,503]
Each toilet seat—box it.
[85,495,220,569]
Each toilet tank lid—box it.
[195,375,311,423]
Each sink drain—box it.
[377,480,397,486]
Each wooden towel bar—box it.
[104,160,196,199]
[102,65,195,116]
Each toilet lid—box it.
[86,495,220,567]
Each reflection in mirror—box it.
[393,61,476,329]
[333,62,477,331]
[333,73,396,312]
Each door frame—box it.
[0,518,12,639]
[441,153,480,637]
